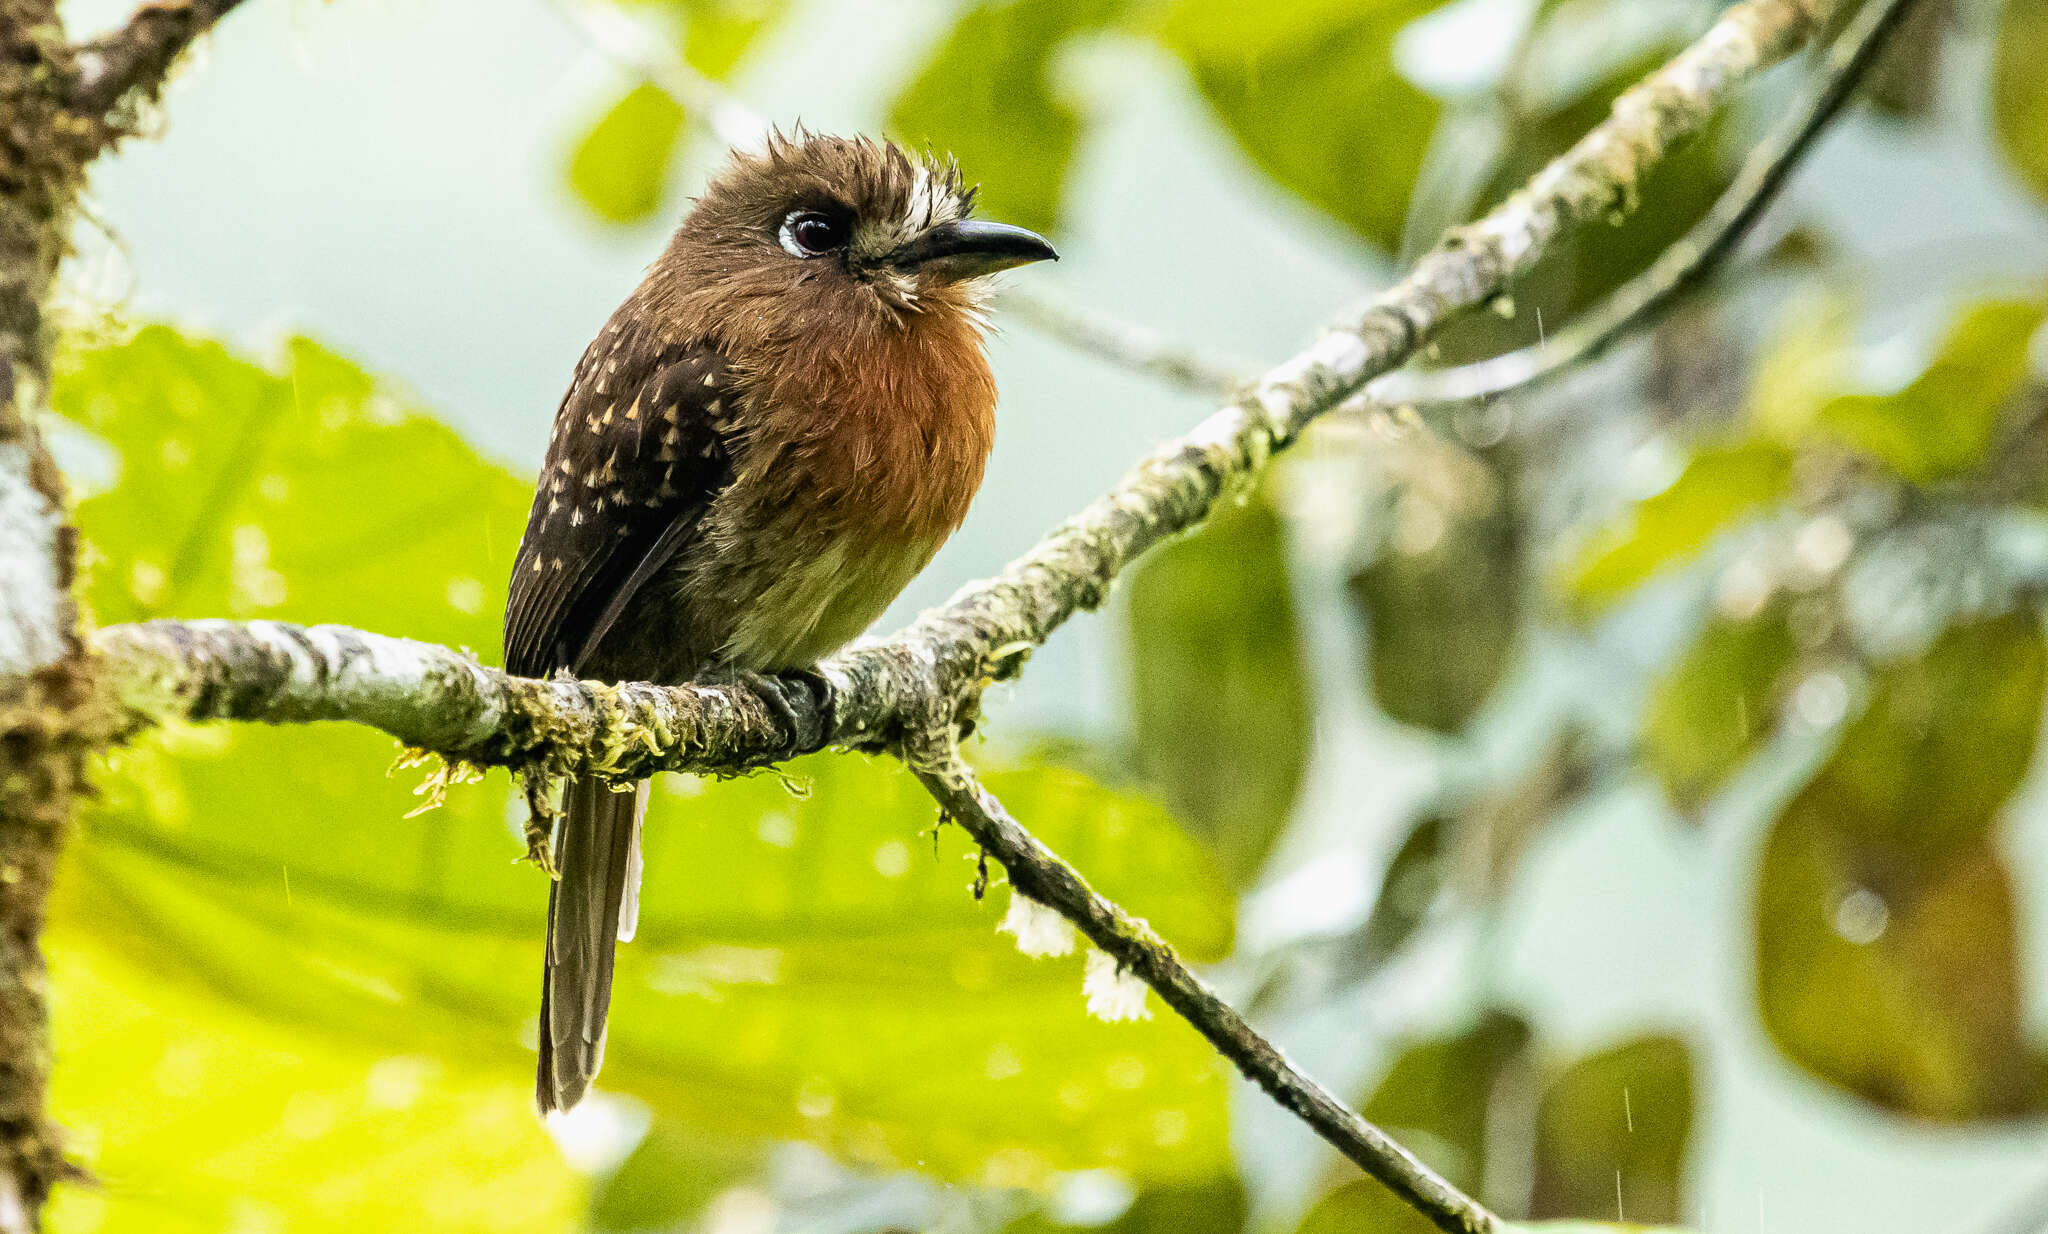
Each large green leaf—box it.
[1154,0,1445,253]
[1754,613,2048,1120]
[1562,441,1793,613]
[57,326,1238,1188]
[1640,599,1797,812]
[890,0,1118,237]
[59,327,528,641]
[1816,298,2048,483]
[1993,0,2048,205]
[1125,490,1312,886]
[45,924,582,1234]
[1530,1036,1695,1225]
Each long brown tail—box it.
[537,775,646,1114]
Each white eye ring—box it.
[777,214,810,258]
[778,210,846,258]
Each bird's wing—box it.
[504,319,736,679]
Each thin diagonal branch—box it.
[908,744,1495,1234]
[559,0,769,150]
[68,0,248,120]
[1381,0,1919,407]
[999,291,1247,399]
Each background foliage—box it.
[44,0,2048,1230]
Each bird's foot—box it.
[714,668,826,763]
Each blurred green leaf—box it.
[1336,814,1445,981]
[590,1120,762,1234]
[1508,1225,1696,1233]
[1804,612,2043,859]
[566,2,784,226]
[1640,599,1796,811]
[1293,1178,1436,1234]
[1300,1012,1531,1234]
[1155,0,1445,253]
[891,0,1118,236]
[1008,1176,1247,1234]
[1563,441,1793,613]
[1530,1035,1695,1225]
[1993,0,2048,204]
[1756,820,2038,1120]
[1748,291,1852,441]
[58,325,1238,1188]
[664,0,786,79]
[1364,1010,1532,1183]
[569,82,687,226]
[1351,457,1519,734]
[45,925,581,1234]
[1850,0,1949,119]
[1816,298,2048,482]
[1754,613,2047,1120]
[1126,490,1311,886]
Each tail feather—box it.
[537,776,647,1115]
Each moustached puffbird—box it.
[505,131,1056,1113]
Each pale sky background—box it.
[57,0,2048,1230]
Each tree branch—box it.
[1381,0,1918,407]
[0,3,154,1226]
[100,0,1829,766]
[908,744,1496,1234]
[68,0,248,121]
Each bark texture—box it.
[0,1,250,1225]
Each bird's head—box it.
[657,130,1057,330]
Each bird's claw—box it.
[717,668,823,762]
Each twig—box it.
[1380,0,1918,407]
[908,744,1496,1234]
[999,290,1247,399]
[1959,1168,2048,1234]
[68,0,248,119]
[556,0,768,150]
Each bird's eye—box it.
[778,210,849,257]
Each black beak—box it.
[892,219,1058,282]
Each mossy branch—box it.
[68,0,248,122]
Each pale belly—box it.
[719,536,941,671]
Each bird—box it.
[503,130,1057,1114]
